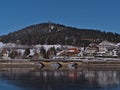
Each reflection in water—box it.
[0,68,120,90]
[83,70,120,87]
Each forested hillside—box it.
[0,22,120,46]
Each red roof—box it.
[67,48,79,54]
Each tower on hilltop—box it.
[48,21,54,32]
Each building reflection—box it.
[0,68,119,89]
[97,71,119,86]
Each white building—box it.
[97,41,116,56]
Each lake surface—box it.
[0,67,120,90]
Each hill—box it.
[0,22,120,46]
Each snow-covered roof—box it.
[116,43,120,46]
[99,41,115,46]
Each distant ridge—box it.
[0,22,120,46]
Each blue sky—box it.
[0,0,120,35]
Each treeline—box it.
[0,22,120,46]
[0,46,58,59]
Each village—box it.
[0,40,120,61]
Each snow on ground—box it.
[35,45,62,51]
[0,42,5,49]
[0,42,79,56]
[5,43,16,47]
[35,45,77,51]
